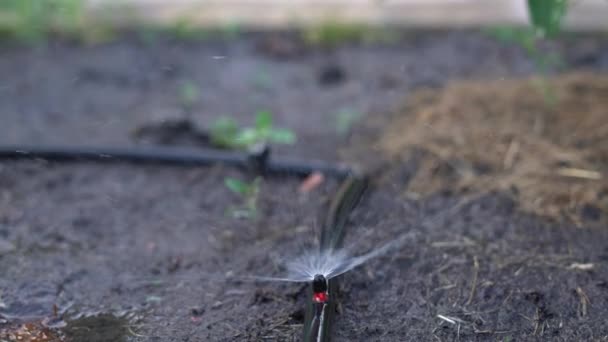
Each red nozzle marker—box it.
[312,274,329,303]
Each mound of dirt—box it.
[378,73,608,223]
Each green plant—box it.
[210,111,296,149]
[303,21,397,47]
[145,19,240,42]
[224,177,261,219]
[489,27,562,72]
[487,1,568,105]
[166,18,210,41]
[335,109,363,135]
[527,0,568,38]
[0,0,84,42]
[518,0,567,68]
[178,80,200,110]
[487,26,562,105]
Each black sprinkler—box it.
[312,274,328,293]
[312,274,329,304]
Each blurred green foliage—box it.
[303,21,398,47]
[488,27,562,71]
[0,2,242,44]
[224,177,261,219]
[488,1,568,105]
[157,19,240,42]
[178,80,201,110]
[166,19,209,41]
[527,0,567,38]
[335,109,363,136]
[0,0,84,42]
[0,0,570,45]
[487,26,562,105]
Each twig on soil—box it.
[466,256,480,306]
[433,261,454,275]
[431,237,476,248]
[432,258,467,276]
[576,286,590,318]
[503,139,520,169]
[125,325,147,338]
[533,309,540,335]
[498,253,589,275]
[431,283,457,293]
[473,328,514,335]
[436,314,458,325]
[555,167,602,180]
[261,316,292,337]
[437,314,467,341]
[438,314,469,326]
[517,312,534,323]
[568,263,594,271]
[501,290,514,307]
[532,307,549,336]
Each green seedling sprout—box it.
[335,109,363,136]
[224,177,261,219]
[210,111,296,150]
[178,80,200,110]
[234,110,296,147]
[214,112,294,219]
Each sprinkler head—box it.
[312,274,329,303]
[312,274,327,293]
[312,274,328,294]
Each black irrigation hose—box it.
[304,176,369,342]
[0,144,356,179]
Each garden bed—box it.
[1,30,608,341]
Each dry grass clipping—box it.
[380,73,608,223]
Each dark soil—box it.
[1,30,608,341]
